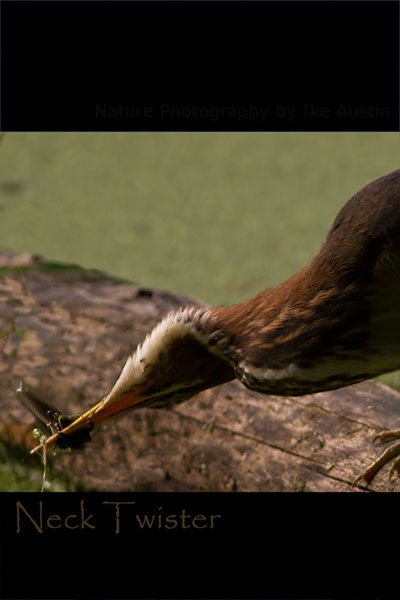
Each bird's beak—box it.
[30,388,149,454]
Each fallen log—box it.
[1,249,400,491]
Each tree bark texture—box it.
[1,250,400,492]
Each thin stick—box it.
[40,442,48,493]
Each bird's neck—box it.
[106,307,235,408]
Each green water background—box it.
[2,133,398,305]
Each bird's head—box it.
[31,307,235,453]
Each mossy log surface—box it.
[1,249,400,492]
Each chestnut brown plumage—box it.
[31,169,400,484]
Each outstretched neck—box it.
[106,306,235,409]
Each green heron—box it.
[31,169,400,484]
